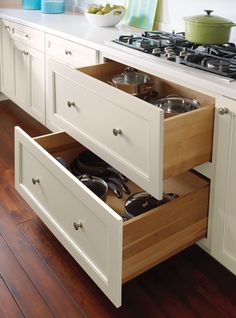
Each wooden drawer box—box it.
[15,127,209,307]
[47,59,215,200]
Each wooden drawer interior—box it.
[79,61,215,180]
[35,131,209,284]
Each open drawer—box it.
[15,127,209,307]
[47,59,214,200]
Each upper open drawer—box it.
[47,59,215,200]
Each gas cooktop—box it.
[110,31,236,80]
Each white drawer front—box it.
[15,127,123,307]
[11,21,44,51]
[47,59,163,199]
[46,34,97,67]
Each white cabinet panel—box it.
[212,97,236,275]
[0,19,14,98]
[27,46,45,124]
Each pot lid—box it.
[183,10,234,25]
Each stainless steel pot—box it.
[108,67,153,96]
[183,10,236,45]
[124,192,179,219]
[154,95,200,117]
[77,175,108,201]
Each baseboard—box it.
[0,93,8,102]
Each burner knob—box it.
[164,47,174,53]
[179,50,188,58]
[166,53,176,61]
[152,48,161,55]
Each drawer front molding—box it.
[15,127,123,307]
[47,59,164,199]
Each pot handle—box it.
[204,10,213,16]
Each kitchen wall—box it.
[0,0,20,8]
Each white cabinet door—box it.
[11,39,45,124]
[26,46,45,124]
[12,40,28,111]
[212,97,236,275]
[0,20,14,98]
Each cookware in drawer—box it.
[11,21,44,51]
[46,34,98,67]
[47,59,214,200]
[15,127,209,307]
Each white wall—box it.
[158,0,236,42]
[0,0,20,8]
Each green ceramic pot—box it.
[183,10,236,44]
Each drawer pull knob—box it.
[73,222,83,230]
[65,50,72,55]
[24,51,29,56]
[67,101,76,108]
[25,34,30,38]
[113,128,122,136]
[218,107,229,115]
[5,25,10,30]
[32,177,40,185]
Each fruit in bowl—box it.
[85,3,125,27]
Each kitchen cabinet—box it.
[46,59,215,199]
[12,39,45,123]
[0,19,45,124]
[0,19,14,99]
[211,97,236,275]
[15,127,210,308]
[16,56,216,307]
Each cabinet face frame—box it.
[0,19,14,98]
[212,97,236,275]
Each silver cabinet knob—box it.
[65,50,72,55]
[32,177,40,184]
[218,107,229,115]
[113,128,122,136]
[24,51,29,56]
[24,34,30,39]
[73,222,83,230]
[5,25,10,30]
[67,101,76,108]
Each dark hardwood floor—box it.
[1,100,236,318]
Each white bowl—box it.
[85,8,125,27]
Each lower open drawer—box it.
[15,127,209,307]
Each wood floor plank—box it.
[0,235,54,318]
[0,278,24,318]
[20,216,123,318]
[0,204,85,318]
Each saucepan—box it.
[123,192,179,219]
[77,174,108,201]
[108,67,154,96]
[70,150,130,198]
[153,94,201,117]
